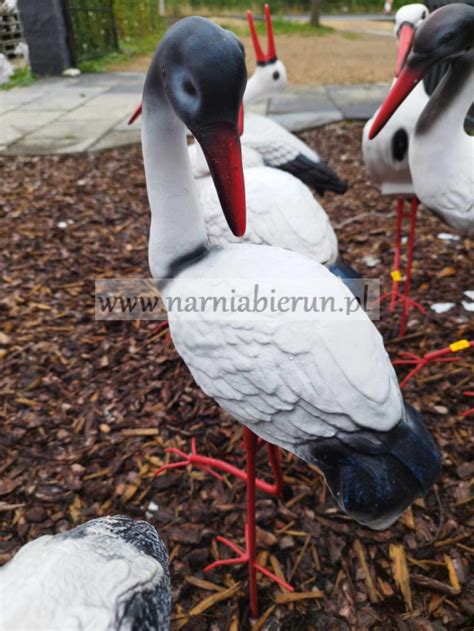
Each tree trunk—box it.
[310,0,322,27]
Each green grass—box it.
[78,16,332,73]
[164,0,408,15]
[341,31,362,40]
[219,18,334,38]
[0,67,35,90]
[79,30,165,73]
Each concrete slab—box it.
[326,82,389,120]
[1,72,389,155]
[268,86,336,115]
[0,109,65,133]
[91,128,141,152]
[9,119,115,154]
[270,110,343,133]
[0,88,49,114]
[115,115,141,132]
[1,124,25,148]
[18,90,105,112]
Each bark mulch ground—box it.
[1,122,473,630]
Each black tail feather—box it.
[302,403,441,530]
[276,153,348,195]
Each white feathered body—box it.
[197,167,338,264]
[160,243,403,456]
[242,112,322,167]
[0,516,171,631]
[189,141,263,178]
[408,58,474,234]
[362,80,429,196]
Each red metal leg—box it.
[155,320,171,345]
[393,340,473,388]
[203,428,293,618]
[155,436,283,496]
[399,197,419,336]
[266,442,284,498]
[373,197,425,333]
[461,391,474,417]
[389,198,404,312]
[245,427,259,616]
[155,431,293,616]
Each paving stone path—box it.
[0,72,389,155]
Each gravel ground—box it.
[108,30,396,85]
[1,122,473,630]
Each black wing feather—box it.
[273,153,348,196]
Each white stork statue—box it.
[362,4,430,335]
[0,515,171,631]
[139,16,440,617]
[370,3,474,235]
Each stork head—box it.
[393,3,429,76]
[140,17,247,237]
[370,3,474,138]
[244,4,288,105]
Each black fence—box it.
[63,0,118,63]
[62,0,164,64]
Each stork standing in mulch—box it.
[370,4,474,235]
[0,515,171,631]
[370,2,474,390]
[183,5,360,293]
[362,4,430,336]
[139,16,440,617]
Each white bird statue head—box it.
[0,515,171,631]
[370,3,474,138]
[244,4,288,105]
[393,3,429,76]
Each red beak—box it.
[128,102,246,236]
[369,62,426,139]
[395,23,415,77]
[128,102,142,125]
[194,123,246,237]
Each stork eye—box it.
[183,80,197,96]
[440,31,455,45]
[272,71,280,81]
[421,10,426,18]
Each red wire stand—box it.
[155,429,293,618]
[461,391,474,417]
[376,197,425,336]
[394,339,473,388]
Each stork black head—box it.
[137,17,248,237]
[410,3,474,67]
[147,17,246,131]
[370,3,474,138]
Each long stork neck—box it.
[416,50,474,137]
[142,78,208,280]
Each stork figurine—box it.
[241,5,348,196]
[370,4,474,232]
[141,16,440,617]
[362,4,430,336]
[0,516,171,631]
